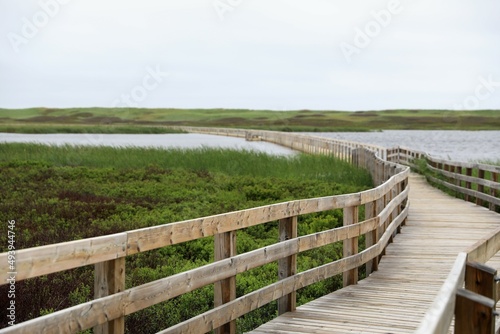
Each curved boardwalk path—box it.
[249,173,500,333]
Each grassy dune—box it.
[1,108,499,132]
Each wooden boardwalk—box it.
[249,173,500,334]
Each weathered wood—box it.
[465,261,496,302]
[343,206,359,287]
[125,192,374,256]
[278,216,298,315]
[158,241,384,334]
[252,174,499,334]
[465,167,473,202]
[454,288,495,334]
[378,186,409,230]
[467,225,500,265]
[427,155,500,174]
[8,216,383,333]
[365,201,377,275]
[491,172,498,211]
[94,258,125,334]
[415,253,467,334]
[0,129,415,334]
[427,165,500,191]
[214,231,237,334]
[0,292,125,334]
[375,193,386,265]
[427,176,500,208]
[0,233,127,285]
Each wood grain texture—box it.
[249,174,500,334]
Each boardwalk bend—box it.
[1,128,499,334]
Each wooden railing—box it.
[388,146,500,212]
[177,127,388,164]
[416,226,500,334]
[387,146,500,333]
[0,130,410,334]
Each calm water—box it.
[1,131,499,162]
[0,133,296,156]
[309,130,500,162]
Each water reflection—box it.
[0,133,296,156]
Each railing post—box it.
[456,166,463,197]
[477,169,485,206]
[465,261,497,301]
[94,258,126,334]
[492,172,498,211]
[465,168,473,202]
[214,231,237,334]
[278,216,298,315]
[455,289,495,334]
[365,201,378,275]
[395,180,402,234]
[454,261,497,334]
[343,206,359,287]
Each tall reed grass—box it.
[0,143,372,186]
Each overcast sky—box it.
[0,0,499,111]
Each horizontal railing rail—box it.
[416,226,500,334]
[0,130,410,334]
[388,146,500,212]
[388,146,500,334]
[177,127,388,166]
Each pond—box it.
[1,130,499,162]
[309,130,500,162]
[0,133,297,156]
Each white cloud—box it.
[0,0,499,110]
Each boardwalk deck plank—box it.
[248,174,500,333]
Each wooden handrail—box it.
[387,146,499,212]
[415,253,467,334]
[416,227,500,334]
[388,146,500,333]
[0,129,411,334]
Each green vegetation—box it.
[1,108,499,132]
[0,123,185,134]
[0,144,372,333]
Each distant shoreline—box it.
[0,108,499,132]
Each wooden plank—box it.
[467,226,500,263]
[378,186,410,224]
[0,233,127,285]
[415,253,467,334]
[158,243,383,334]
[249,173,500,334]
[427,156,500,174]
[428,165,500,191]
[0,293,125,334]
[427,175,500,208]
[125,192,373,255]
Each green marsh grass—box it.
[0,143,371,186]
[0,143,372,332]
[0,123,185,134]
